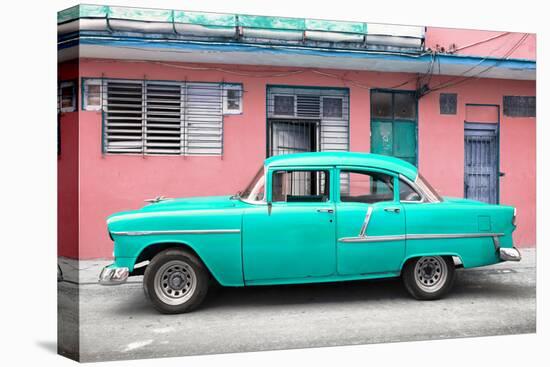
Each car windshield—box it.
[415,173,444,202]
[238,166,265,203]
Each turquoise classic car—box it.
[99,152,521,314]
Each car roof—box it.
[264,152,418,180]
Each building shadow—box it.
[35,340,57,354]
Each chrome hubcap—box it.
[414,256,447,293]
[154,260,197,306]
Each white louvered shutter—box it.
[185,83,223,155]
[145,82,183,155]
[103,80,145,154]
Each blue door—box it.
[464,123,499,204]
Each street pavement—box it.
[58,249,536,362]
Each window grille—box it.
[273,95,295,116]
[101,79,227,155]
[223,84,243,114]
[83,79,102,111]
[322,97,343,118]
[440,93,457,115]
[296,95,321,118]
[267,87,349,155]
[503,96,536,117]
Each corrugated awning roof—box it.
[57,4,535,80]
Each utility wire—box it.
[451,32,511,53]
[89,33,528,95]
[424,33,529,95]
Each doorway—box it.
[464,104,500,204]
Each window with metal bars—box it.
[267,87,350,156]
[100,79,229,155]
[272,170,329,202]
[503,96,536,117]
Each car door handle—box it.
[317,208,334,214]
[384,207,401,213]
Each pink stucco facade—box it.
[425,28,536,59]
[58,28,536,260]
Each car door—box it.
[242,167,336,283]
[335,168,406,275]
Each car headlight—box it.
[512,208,517,226]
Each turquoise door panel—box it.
[371,120,393,156]
[393,121,417,165]
[370,90,418,166]
[336,202,406,275]
[372,120,417,166]
[242,202,336,281]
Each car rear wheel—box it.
[402,256,455,300]
[143,248,209,314]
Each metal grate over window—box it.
[439,93,457,115]
[102,79,226,155]
[267,87,350,155]
[503,96,536,117]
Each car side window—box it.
[272,170,329,203]
[399,179,422,202]
[339,170,394,204]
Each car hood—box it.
[139,195,238,212]
[107,195,239,223]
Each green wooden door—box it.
[371,91,417,166]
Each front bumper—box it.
[500,247,522,262]
[99,265,129,285]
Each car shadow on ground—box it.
[110,268,533,317]
[204,277,406,309]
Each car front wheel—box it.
[143,248,209,314]
[402,256,455,300]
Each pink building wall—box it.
[58,57,535,259]
[425,28,536,60]
[58,61,79,259]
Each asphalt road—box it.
[58,249,536,362]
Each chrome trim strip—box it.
[406,232,504,240]
[399,174,427,203]
[340,235,406,243]
[111,229,241,236]
[339,232,504,243]
[358,206,374,237]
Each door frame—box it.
[266,119,320,158]
[369,89,419,166]
[463,103,501,204]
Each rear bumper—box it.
[99,265,129,285]
[500,247,522,262]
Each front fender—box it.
[108,207,245,286]
[113,235,244,286]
